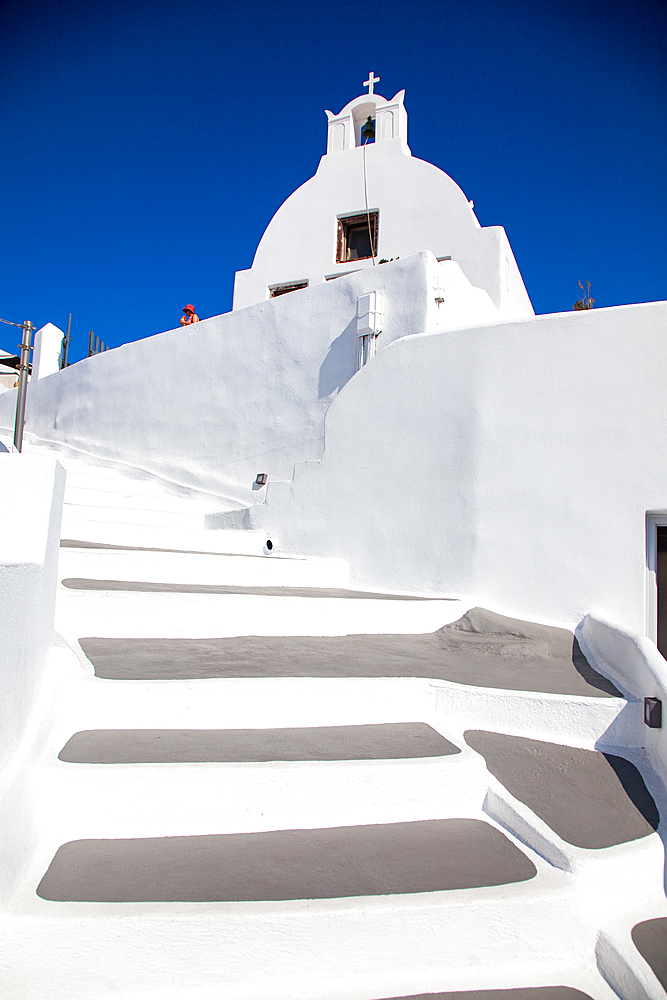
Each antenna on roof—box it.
[60,313,71,369]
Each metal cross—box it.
[363,72,380,95]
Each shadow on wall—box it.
[572,637,622,696]
[318,317,358,399]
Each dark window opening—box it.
[657,526,667,658]
[336,213,378,263]
[270,281,308,298]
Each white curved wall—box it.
[255,300,667,634]
[233,138,534,321]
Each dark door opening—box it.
[656,526,667,657]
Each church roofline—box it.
[324,85,408,155]
[325,89,406,122]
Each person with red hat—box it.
[180,304,200,326]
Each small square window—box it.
[270,281,308,298]
[336,213,378,263]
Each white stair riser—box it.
[64,470,218,499]
[59,521,269,554]
[0,882,597,1000]
[62,505,207,529]
[58,547,349,588]
[55,592,451,640]
[64,488,224,515]
[33,756,485,845]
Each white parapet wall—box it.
[253,299,667,635]
[0,455,64,901]
[0,253,494,501]
[0,455,65,767]
[577,613,667,788]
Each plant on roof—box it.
[574,280,595,310]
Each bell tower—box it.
[325,73,409,155]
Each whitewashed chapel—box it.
[0,76,666,1000]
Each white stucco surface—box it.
[0,253,478,499]
[255,300,667,635]
[578,614,667,788]
[0,456,64,904]
[0,456,65,767]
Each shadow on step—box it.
[465,731,659,848]
[631,917,667,990]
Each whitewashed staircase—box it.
[2,449,666,1000]
[27,443,268,554]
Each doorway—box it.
[646,514,667,655]
[657,527,667,657]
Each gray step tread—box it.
[384,990,594,1000]
[631,917,667,989]
[36,818,536,902]
[79,608,622,696]
[58,723,460,763]
[465,731,659,848]
[64,578,433,600]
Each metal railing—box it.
[0,315,34,453]
[88,331,109,357]
[59,313,71,369]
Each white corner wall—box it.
[0,254,452,501]
[254,300,667,634]
[0,456,65,766]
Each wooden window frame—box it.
[269,281,308,298]
[336,212,379,263]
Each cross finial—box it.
[363,71,380,96]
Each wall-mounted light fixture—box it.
[356,291,384,337]
[255,473,268,486]
[644,696,662,728]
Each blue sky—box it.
[1,0,665,363]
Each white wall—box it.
[0,456,65,902]
[0,456,65,768]
[233,136,534,321]
[577,614,667,787]
[254,300,667,634]
[0,254,443,501]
